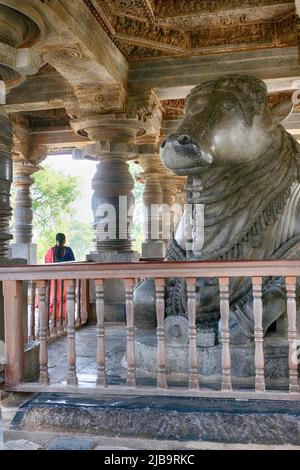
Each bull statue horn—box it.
[270,99,293,124]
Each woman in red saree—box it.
[45,233,75,322]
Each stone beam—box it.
[42,0,128,88]
[4,73,75,113]
[129,47,300,100]
[30,127,90,153]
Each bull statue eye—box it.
[222,100,235,111]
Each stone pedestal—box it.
[141,240,165,258]
[135,331,294,386]
[11,242,37,264]
[87,251,139,323]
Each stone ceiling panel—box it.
[85,0,297,61]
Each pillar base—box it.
[11,243,37,264]
[87,250,140,323]
[142,241,165,259]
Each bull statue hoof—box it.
[133,278,157,330]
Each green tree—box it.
[31,165,94,262]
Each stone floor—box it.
[2,323,300,450]
[2,392,300,450]
[47,323,129,386]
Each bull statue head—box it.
[160,74,293,174]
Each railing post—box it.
[80,278,89,324]
[186,277,199,390]
[37,280,49,385]
[286,276,300,393]
[57,279,64,335]
[65,280,78,386]
[51,280,57,337]
[252,276,265,392]
[3,280,24,387]
[28,281,36,341]
[76,279,81,326]
[124,278,136,387]
[95,279,106,386]
[155,278,167,389]
[219,277,232,391]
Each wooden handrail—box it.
[0,259,299,280]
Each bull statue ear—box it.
[270,99,293,125]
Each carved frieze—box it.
[112,15,189,51]
[84,0,297,60]
[154,0,294,17]
[191,13,296,49]
[161,99,185,120]
[107,0,155,21]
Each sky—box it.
[46,153,97,224]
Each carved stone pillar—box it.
[160,176,180,245]
[0,107,13,258]
[137,144,166,259]
[92,155,135,252]
[71,114,151,321]
[11,160,40,263]
[72,114,150,256]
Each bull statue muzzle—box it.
[160,133,213,175]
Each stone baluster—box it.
[65,280,78,385]
[219,277,232,391]
[186,277,199,389]
[124,278,136,387]
[95,279,107,386]
[252,276,265,392]
[155,278,167,389]
[37,281,49,385]
[285,276,300,393]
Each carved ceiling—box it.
[161,91,300,120]
[84,0,297,61]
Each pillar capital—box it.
[74,140,137,161]
[0,4,42,94]
[71,113,151,144]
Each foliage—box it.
[31,164,94,262]
[11,160,145,262]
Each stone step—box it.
[9,392,300,446]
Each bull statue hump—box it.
[134,74,300,345]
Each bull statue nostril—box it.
[177,134,191,145]
[160,138,166,149]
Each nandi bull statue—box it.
[134,74,300,346]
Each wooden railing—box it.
[2,259,300,400]
[27,279,88,342]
